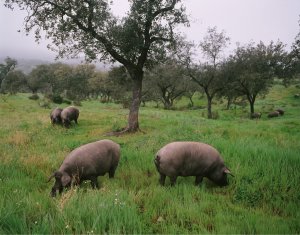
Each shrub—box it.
[211,111,219,119]
[28,94,39,100]
[39,99,51,109]
[72,100,82,106]
[63,99,72,105]
[52,95,63,104]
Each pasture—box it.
[0,84,300,234]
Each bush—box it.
[72,100,82,106]
[28,94,39,100]
[39,99,51,109]
[211,111,220,119]
[52,95,63,104]
[63,99,72,105]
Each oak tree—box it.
[188,27,230,118]
[5,0,188,133]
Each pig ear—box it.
[224,168,234,177]
[61,173,71,187]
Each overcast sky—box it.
[0,0,299,62]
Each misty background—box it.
[0,0,300,71]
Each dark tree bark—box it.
[247,94,256,114]
[127,78,143,132]
[206,94,213,119]
[4,0,188,134]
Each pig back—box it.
[156,142,223,177]
[61,106,79,120]
[60,140,120,178]
[50,108,62,119]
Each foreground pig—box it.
[154,141,233,186]
[48,139,120,197]
[61,106,79,127]
[50,107,63,124]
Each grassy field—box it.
[0,84,300,234]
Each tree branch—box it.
[152,0,177,18]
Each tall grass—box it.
[0,85,300,234]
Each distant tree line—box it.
[3,0,300,132]
[1,27,299,118]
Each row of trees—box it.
[2,28,298,117]
[3,0,300,133]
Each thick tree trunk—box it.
[127,78,142,132]
[247,95,256,114]
[163,99,172,110]
[250,101,255,114]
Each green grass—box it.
[0,85,300,234]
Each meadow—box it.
[0,84,300,234]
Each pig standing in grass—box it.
[154,142,233,186]
[61,106,79,128]
[276,109,284,115]
[268,111,280,118]
[250,112,262,119]
[50,107,63,125]
[48,139,120,197]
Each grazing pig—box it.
[250,112,262,119]
[276,109,284,115]
[50,107,63,125]
[61,106,79,128]
[154,141,233,187]
[48,139,120,197]
[268,111,280,118]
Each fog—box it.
[0,0,299,63]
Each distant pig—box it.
[48,139,120,197]
[276,109,284,115]
[250,112,262,119]
[50,107,63,125]
[268,111,280,118]
[154,142,233,186]
[61,106,79,128]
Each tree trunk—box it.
[163,99,172,109]
[250,101,255,114]
[127,78,142,132]
[204,88,213,119]
[189,96,194,107]
[226,97,232,110]
[247,95,256,114]
[207,96,213,119]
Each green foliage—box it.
[107,66,132,107]
[227,41,289,114]
[0,57,17,92]
[51,95,63,104]
[144,61,194,109]
[62,99,72,105]
[1,70,27,94]
[188,27,230,118]
[0,85,299,233]
[4,0,190,131]
[28,94,39,100]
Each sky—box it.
[0,0,299,63]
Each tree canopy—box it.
[5,0,189,132]
[227,41,288,114]
[187,27,230,119]
[0,57,17,92]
